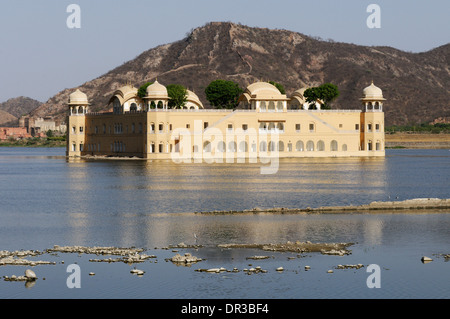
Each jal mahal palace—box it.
[66,80,386,160]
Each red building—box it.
[0,127,32,140]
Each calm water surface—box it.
[0,147,449,299]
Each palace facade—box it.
[66,80,385,160]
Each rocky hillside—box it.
[0,96,42,126]
[31,22,449,126]
[0,110,18,126]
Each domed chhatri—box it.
[145,80,168,99]
[362,81,385,100]
[68,89,89,105]
[360,81,385,112]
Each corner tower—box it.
[67,89,89,157]
[360,81,385,154]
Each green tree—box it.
[318,83,339,107]
[137,82,153,98]
[205,80,243,109]
[46,129,53,137]
[303,83,339,109]
[268,81,286,94]
[167,84,188,109]
[303,87,322,109]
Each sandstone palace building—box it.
[66,81,385,160]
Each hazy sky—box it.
[0,0,448,103]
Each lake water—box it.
[0,147,449,300]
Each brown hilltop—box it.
[0,96,42,126]
[31,22,449,126]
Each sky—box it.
[0,0,448,103]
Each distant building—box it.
[66,81,385,159]
[0,127,31,140]
[19,116,67,136]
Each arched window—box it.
[317,140,325,151]
[287,143,292,152]
[113,98,121,114]
[296,140,304,151]
[290,101,300,110]
[259,122,267,131]
[278,141,284,152]
[268,101,275,112]
[331,140,338,151]
[306,140,314,151]
[268,141,276,152]
[130,103,137,111]
[268,122,275,131]
[157,101,163,109]
[368,140,373,151]
[376,141,381,151]
[203,141,211,153]
[238,141,248,152]
[260,141,267,152]
[260,101,267,112]
[276,123,284,132]
[276,101,283,112]
[342,144,347,151]
[217,141,226,153]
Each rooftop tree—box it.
[303,83,339,109]
[205,80,243,109]
[137,82,153,98]
[268,81,286,94]
[167,84,188,109]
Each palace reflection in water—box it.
[61,155,392,248]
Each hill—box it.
[0,110,18,126]
[0,96,42,126]
[30,22,449,126]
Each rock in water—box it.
[25,269,37,280]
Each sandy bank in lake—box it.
[385,133,450,149]
[195,198,450,215]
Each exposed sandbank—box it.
[385,133,450,149]
[195,198,450,215]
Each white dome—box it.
[186,90,204,109]
[363,81,384,99]
[145,80,168,98]
[245,81,282,97]
[68,89,89,105]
